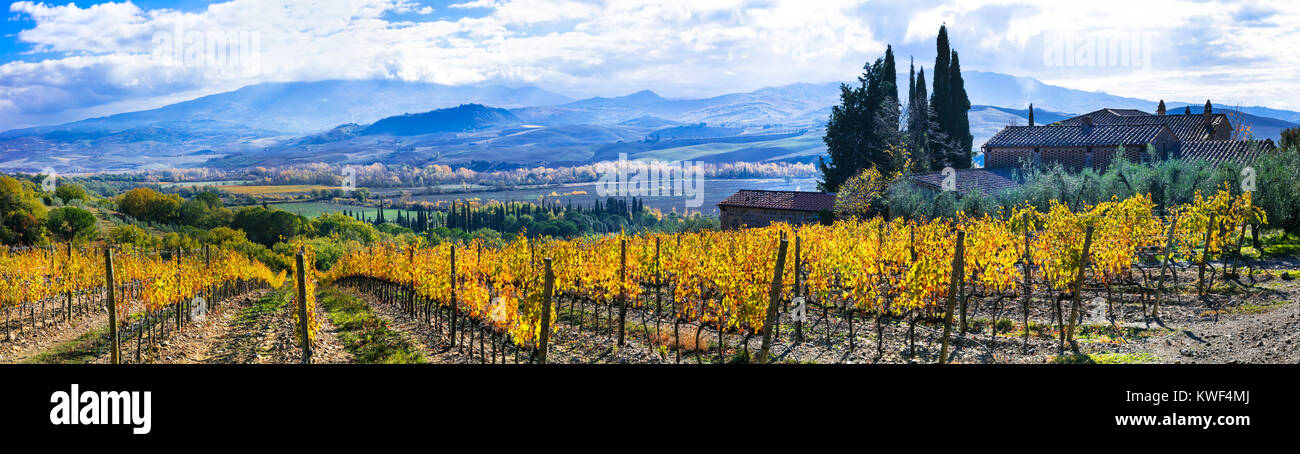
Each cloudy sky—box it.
[2,0,1298,129]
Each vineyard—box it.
[1,244,287,363]
[0,186,1284,364]
[321,186,1277,364]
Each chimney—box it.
[1184,106,1192,115]
[1028,103,1035,126]
[1157,100,1166,115]
[1203,99,1213,126]
[1080,115,1094,132]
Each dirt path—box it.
[1133,297,1300,364]
[198,286,351,364]
[3,286,352,365]
[0,310,109,364]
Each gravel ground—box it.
[340,266,1300,364]
[0,306,107,364]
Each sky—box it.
[2,0,1299,129]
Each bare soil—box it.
[337,266,1300,364]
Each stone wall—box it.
[985,134,1176,172]
[719,206,821,230]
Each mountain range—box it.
[1,72,1296,172]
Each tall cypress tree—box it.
[908,59,916,119]
[948,51,972,168]
[863,46,900,174]
[928,24,972,169]
[909,64,930,170]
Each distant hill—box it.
[360,104,520,136]
[0,80,572,137]
[962,71,1300,125]
[2,71,1298,172]
[510,83,840,128]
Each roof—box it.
[984,124,1170,148]
[1177,139,1276,165]
[1060,113,1228,141]
[1099,108,1151,117]
[909,168,1023,196]
[717,190,835,212]
[1065,108,1153,124]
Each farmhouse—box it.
[717,190,835,230]
[912,100,1276,196]
[982,100,1275,171]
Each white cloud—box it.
[3,0,1300,130]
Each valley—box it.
[5,72,1297,174]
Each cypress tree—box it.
[929,24,972,169]
[909,65,930,169]
[821,45,905,191]
[868,45,901,174]
[948,50,972,168]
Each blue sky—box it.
[2,0,1299,129]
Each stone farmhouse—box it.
[717,190,835,230]
[983,100,1275,171]
[910,100,1276,196]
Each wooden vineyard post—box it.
[65,243,72,321]
[757,235,789,364]
[1065,225,1095,345]
[1021,225,1032,352]
[618,238,627,346]
[408,246,415,317]
[538,258,554,364]
[794,235,802,343]
[296,247,311,364]
[939,230,965,364]
[1197,215,1215,299]
[105,247,120,365]
[1154,214,1178,318]
[449,245,457,349]
[654,237,661,346]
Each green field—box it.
[267,201,414,219]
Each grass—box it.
[1051,351,1158,364]
[23,325,110,364]
[1239,232,1300,259]
[267,201,411,219]
[1202,300,1291,317]
[318,286,424,364]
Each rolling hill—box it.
[360,104,520,136]
[2,72,1297,172]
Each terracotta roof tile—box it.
[1060,113,1227,141]
[984,124,1169,148]
[717,190,835,212]
[1176,139,1276,164]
